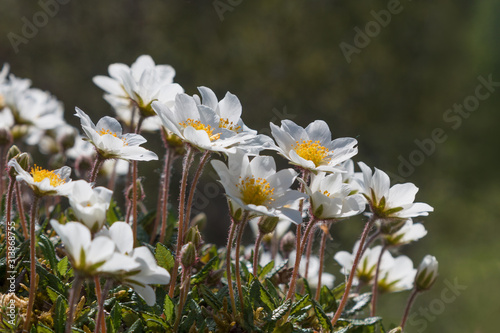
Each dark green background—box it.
[2,0,499,331]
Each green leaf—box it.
[332,282,346,299]
[344,292,372,316]
[259,260,275,279]
[265,259,289,279]
[191,255,218,284]
[270,300,291,321]
[290,294,310,316]
[38,234,58,273]
[163,294,175,324]
[312,299,333,332]
[264,279,280,301]
[319,285,337,313]
[57,256,69,278]
[36,324,54,333]
[124,319,143,333]
[155,243,174,272]
[249,279,275,311]
[54,295,67,333]
[272,322,293,333]
[109,302,122,333]
[198,284,222,311]
[106,199,122,223]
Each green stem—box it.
[371,243,387,316]
[23,195,40,333]
[331,216,376,327]
[168,146,194,298]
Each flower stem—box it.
[66,275,83,333]
[234,215,249,311]
[23,195,40,333]
[331,216,376,327]
[15,182,28,238]
[132,160,138,244]
[401,288,419,329]
[155,149,174,244]
[253,231,265,277]
[168,146,194,298]
[315,224,329,300]
[5,174,15,267]
[94,278,113,333]
[370,243,387,316]
[286,217,318,301]
[225,221,238,316]
[303,226,315,282]
[173,267,191,331]
[185,150,210,234]
[89,153,105,184]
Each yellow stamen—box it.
[238,176,275,206]
[179,119,221,141]
[98,128,128,145]
[30,165,66,187]
[219,118,241,132]
[293,139,330,167]
[322,190,331,197]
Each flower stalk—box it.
[66,275,83,333]
[15,182,28,238]
[371,243,388,316]
[400,288,419,329]
[315,223,329,300]
[225,221,238,316]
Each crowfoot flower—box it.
[270,119,358,173]
[75,107,158,161]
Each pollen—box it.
[238,176,275,206]
[179,119,221,141]
[293,140,330,167]
[219,118,241,132]
[98,128,128,145]
[322,190,331,197]
[30,165,66,187]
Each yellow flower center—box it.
[238,176,275,206]
[293,140,330,167]
[219,118,241,132]
[322,190,331,197]
[98,128,128,145]
[30,165,66,187]
[179,119,221,141]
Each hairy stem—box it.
[331,216,375,327]
[15,182,28,239]
[23,195,40,333]
[303,226,315,282]
[89,153,105,184]
[173,267,191,331]
[94,278,113,333]
[371,243,387,316]
[168,146,194,298]
[401,288,419,329]
[315,225,329,300]
[225,221,238,315]
[185,150,210,233]
[155,150,174,244]
[66,276,83,333]
[132,160,138,243]
[253,232,265,277]
[234,215,249,311]
[5,175,15,267]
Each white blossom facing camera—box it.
[75,107,158,161]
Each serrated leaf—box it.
[332,282,346,299]
[312,299,333,332]
[344,292,371,316]
[106,199,121,223]
[191,255,218,284]
[264,279,280,301]
[249,279,275,311]
[109,302,122,332]
[124,319,143,332]
[54,296,67,333]
[198,284,222,310]
[36,324,54,333]
[319,285,337,313]
[57,256,69,278]
[272,322,293,333]
[290,294,310,316]
[259,260,274,279]
[265,259,289,279]
[163,294,175,324]
[38,234,58,273]
[271,300,291,321]
[155,243,174,272]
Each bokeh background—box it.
[1,0,499,331]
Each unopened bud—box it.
[11,125,28,140]
[258,216,279,235]
[190,212,207,230]
[162,127,185,155]
[280,231,296,257]
[185,225,202,249]
[415,255,438,291]
[6,145,21,161]
[180,242,197,268]
[0,128,12,146]
[127,179,145,202]
[9,152,31,177]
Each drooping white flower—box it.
[153,94,249,154]
[99,222,171,305]
[414,255,438,291]
[269,119,358,173]
[377,254,416,293]
[211,152,306,224]
[384,219,427,246]
[75,107,158,161]
[334,242,392,286]
[356,162,434,219]
[8,159,72,197]
[50,221,139,276]
[302,172,366,220]
[67,180,113,232]
[93,55,183,129]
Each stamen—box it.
[179,119,221,141]
[98,128,128,145]
[30,165,66,187]
[237,176,275,206]
[219,118,241,132]
[293,139,330,167]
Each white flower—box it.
[415,255,438,291]
[211,152,306,224]
[99,222,171,305]
[67,180,113,232]
[384,219,427,246]
[377,254,416,293]
[153,94,248,154]
[8,159,72,197]
[334,242,392,286]
[303,172,366,220]
[93,55,183,126]
[75,107,158,161]
[248,217,292,239]
[356,162,434,219]
[289,251,335,289]
[194,86,274,154]
[0,108,14,130]
[270,119,358,173]
[51,221,139,276]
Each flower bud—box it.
[127,179,145,202]
[180,242,197,268]
[11,125,29,140]
[185,225,202,249]
[6,145,21,161]
[258,216,280,235]
[162,128,185,155]
[9,152,31,177]
[280,231,296,258]
[415,255,438,291]
[190,212,207,230]
[0,128,12,146]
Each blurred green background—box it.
[1,0,499,331]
